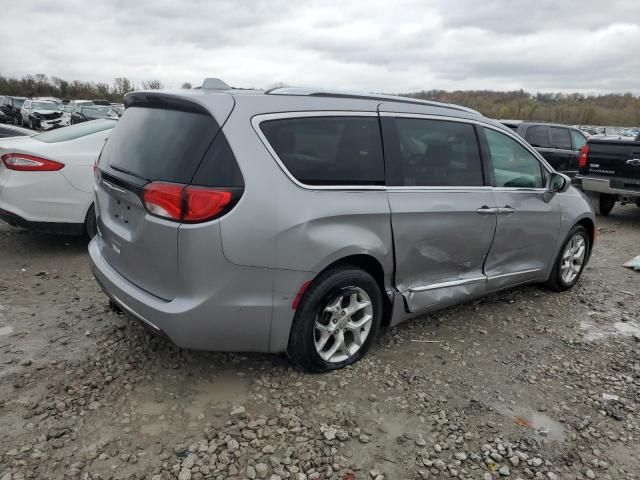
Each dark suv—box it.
[0,96,27,125]
[500,121,587,177]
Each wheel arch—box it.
[307,253,393,327]
[576,216,595,260]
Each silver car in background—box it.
[90,83,595,372]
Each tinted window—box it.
[570,129,587,150]
[102,107,219,183]
[192,133,244,187]
[485,128,544,188]
[549,127,572,150]
[260,116,384,185]
[392,118,483,187]
[525,126,550,148]
[35,119,116,143]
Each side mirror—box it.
[547,172,570,193]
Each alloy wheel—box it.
[560,233,586,284]
[313,287,374,363]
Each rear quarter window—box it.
[525,126,550,148]
[259,116,384,186]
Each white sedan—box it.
[0,119,117,236]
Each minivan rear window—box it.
[103,107,219,183]
[260,116,384,186]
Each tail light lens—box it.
[1,153,64,171]
[578,145,589,169]
[142,182,233,223]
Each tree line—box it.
[0,74,191,103]
[1,74,638,126]
[402,89,640,127]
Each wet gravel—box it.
[0,205,639,480]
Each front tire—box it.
[544,225,590,292]
[288,267,383,373]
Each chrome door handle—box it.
[498,206,517,215]
[626,158,640,167]
[476,206,499,215]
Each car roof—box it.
[125,86,515,134]
[517,121,582,131]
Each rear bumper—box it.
[0,208,84,235]
[89,235,284,352]
[576,175,640,197]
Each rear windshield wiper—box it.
[109,165,150,182]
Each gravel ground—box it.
[1,206,639,480]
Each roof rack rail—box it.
[264,87,481,115]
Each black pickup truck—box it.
[575,132,640,215]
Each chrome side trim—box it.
[487,268,542,281]
[409,276,486,293]
[409,268,544,293]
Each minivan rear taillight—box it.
[1,153,64,171]
[142,181,233,223]
[578,145,589,169]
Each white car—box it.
[0,124,34,139]
[0,119,117,236]
[20,100,64,130]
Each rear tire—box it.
[544,225,590,292]
[588,193,615,216]
[287,267,383,373]
[85,204,97,238]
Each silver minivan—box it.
[89,84,595,372]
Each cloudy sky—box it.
[3,0,640,94]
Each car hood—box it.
[33,109,61,115]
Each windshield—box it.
[81,106,114,117]
[13,98,25,107]
[34,118,117,143]
[32,102,60,111]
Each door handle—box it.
[626,158,640,167]
[476,206,499,215]
[498,206,517,215]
